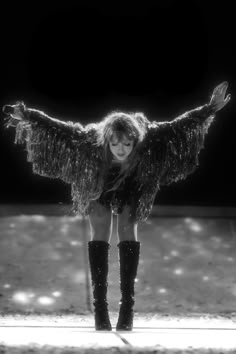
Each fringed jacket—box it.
[3,102,215,223]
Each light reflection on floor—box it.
[185,218,203,232]
[0,207,236,315]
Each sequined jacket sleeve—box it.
[2,102,105,215]
[143,103,216,186]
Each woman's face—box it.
[109,134,134,162]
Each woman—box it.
[2,81,231,331]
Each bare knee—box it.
[117,221,138,242]
[116,206,138,241]
[91,233,111,242]
[88,217,113,242]
[88,201,113,242]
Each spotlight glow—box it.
[19,215,46,222]
[52,291,62,297]
[37,296,55,306]
[12,292,31,304]
[184,217,193,224]
[70,240,82,247]
[184,218,202,232]
[159,288,167,294]
[189,223,202,232]
[174,268,184,275]
[3,284,11,289]
[170,250,179,257]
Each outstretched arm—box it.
[142,82,231,187]
[172,81,231,123]
[2,101,84,133]
[1,100,90,184]
[2,101,104,217]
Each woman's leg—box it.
[88,201,113,242]
[116,205,140,331]
[87,201,113,330]
[116,204,137,241]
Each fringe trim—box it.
[4,109,105,216]
[135,105,215,222]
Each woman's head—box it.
[95,110,149,193]
[96,111,149,163]
[108,133,134,162]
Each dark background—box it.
[0,0,235,206]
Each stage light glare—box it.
[3,284,11,289]
[52,291,62,297]
[184,217,193,224]
[37,296,55,305]
[190,223,202,232]
[12,292,31,304]
[184,218,202,232]
[170,250,179,257]
[159,288,167,294]
[174,268,184,275]
[70,240,82,247]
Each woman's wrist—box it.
[205,102,217,116]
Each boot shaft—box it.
[88,241,112,330]
[117,240,140,279]
[117,241,140,300]
[88,240,110,281]
[88,240,110,303]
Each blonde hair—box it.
[95,110,149,193]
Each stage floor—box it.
[0,314,236,352]
[0,204,236,352]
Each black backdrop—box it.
[0,0,235,206]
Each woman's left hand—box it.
[209,81,231,112]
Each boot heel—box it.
[95,305,112,331]
[116,301,134,331]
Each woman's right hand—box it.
[2,101,26,120]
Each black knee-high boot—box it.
[88,241,112,331]
[116,240,140,331]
